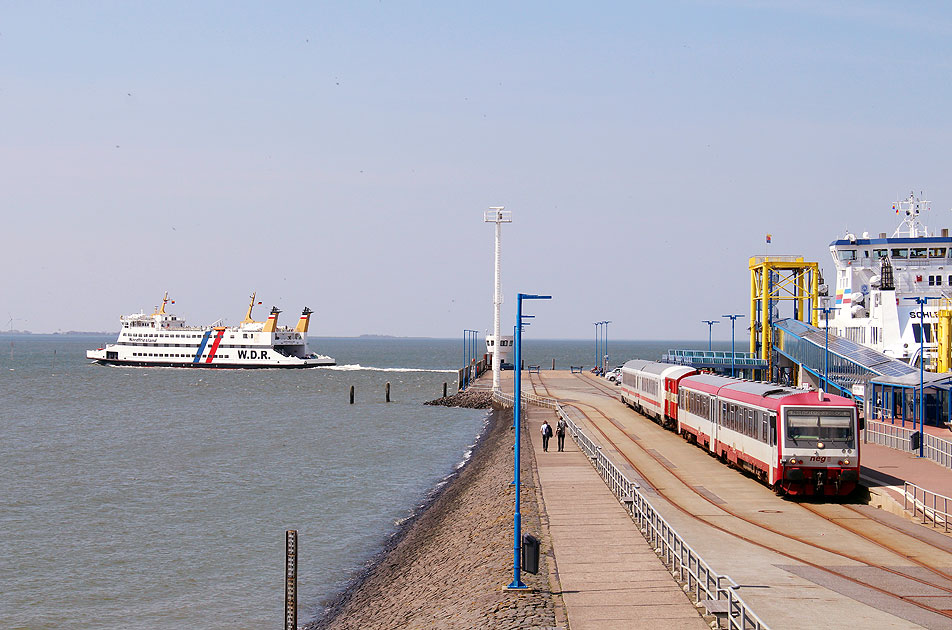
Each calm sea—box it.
[0,334,727,629]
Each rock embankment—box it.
[308,407,564,630]
[424,389,494,408]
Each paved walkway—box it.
[523,402,708,630]
[862,439,952,510]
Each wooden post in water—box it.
[443,382,448,398]
[285,530,297,630]
[551,358,555,370]
[385,381,391,402]
[349,385,355,404]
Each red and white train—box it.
[618,360,860,496]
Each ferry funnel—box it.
[263,306,281,333]
[295,307,313,333]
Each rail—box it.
[864,419,952,470]
[903,482,952,532]
[491,388,770,630]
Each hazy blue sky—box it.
[4,1,952,339]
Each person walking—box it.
[540,420,553,452]
[556,418,566,452]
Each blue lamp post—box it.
[702,320,719,352]
[905,296,939,458]
[509,292,551,591]
[593,322,601,372]
[602,320,612,372]
[722,314,744,377]
[462,329,478,389]
[814,306,839,393]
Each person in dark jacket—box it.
[556,418,567,451]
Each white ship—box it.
[87,292,335,368]
[826,192,951,367]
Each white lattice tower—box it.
[485,206,512,391]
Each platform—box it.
[496,368,952,630]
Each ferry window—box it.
[837,250,856,261]
[930,247,947,258]
[891,248,908,259]
[910,247,927,259]
[873,249,887,258]
[913,323,922,344]
[938,276,944,286]
[924,323,934,343]
[929,275,936,286]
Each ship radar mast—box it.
[892,191,931,238]
[241,291,263,324]
[154,291,171,315]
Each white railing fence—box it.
[903,482,952,532]
[492,388,769,630]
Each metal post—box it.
[485,207,511,392]
[722,314,744,377]
[920,298,926,458]
[285,530,297,630]
[702,320,719,352]
[508,292,550,591]
[510,295,526,590]
[603,321,612,371]
[593,322,599,372]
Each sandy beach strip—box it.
[307,405,565,629]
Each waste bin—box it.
[522,533,540,575]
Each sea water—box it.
[0,335,722,629]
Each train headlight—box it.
[817,442,825,449]
[838,459,850,466]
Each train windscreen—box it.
[783,408,854,448]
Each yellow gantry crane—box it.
[749,256,820,378]
[936,300,952,373]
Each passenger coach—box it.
[678,374,859,496]
[619,360,697,427]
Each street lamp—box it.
[722,314,744,377]
[593,322,601,372]
[814,306,838,394]
[509,292,551,591]
[702,320,720,352]
[602,321,612,372]
[905,296,939,458]
[462,329,478,389]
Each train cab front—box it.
[779,406,859,497]
[780,456,859,497]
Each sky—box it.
[4,1,952,339]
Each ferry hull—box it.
[86,355,334,368]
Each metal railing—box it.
[903,482,952,532]
[492,388,769,630]
[864,418,952,470]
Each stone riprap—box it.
[424,390,495,409]
[307,407,564,630]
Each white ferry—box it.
[826,192,951,366]
[87,292,336,368]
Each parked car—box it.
[607,367,622,383]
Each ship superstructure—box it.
[86,292,335,368]
[826,192,951,366]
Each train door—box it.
[665,378,677,421]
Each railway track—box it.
[537,371,952,623]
